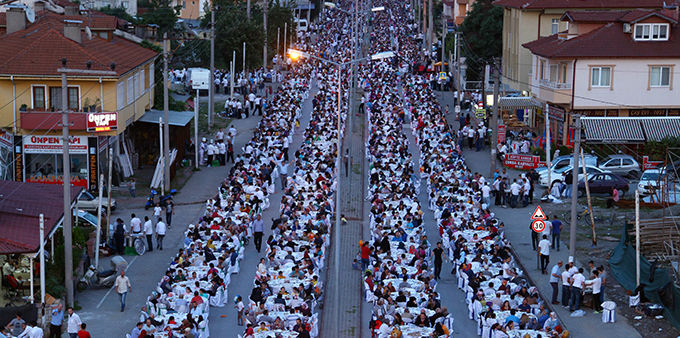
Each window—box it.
[135,72,140,98]
[622,158,635,166]
[540,60,545,80]
[182,0,186,9]
[634,23,669,41]
[140,69,146,94]
[549,64,558,82]
[117,82,125,109]
[650,66,671,87]
[551,19,559,35]
[67,87,79,110]
[33,86,45,110]
[150,63,155,88]
[591,67,611,87]
[49,87,61,110]
[122,1,129,8]
[127,77,134,104]
[605,159,620,167]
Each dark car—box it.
[578,172,629,197]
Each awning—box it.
[582,117,646,143]
[137,110,195,127]
[499,97,543,110]
[295,4,315,10]
[640,117,680,142]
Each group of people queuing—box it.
[198,126,236,167]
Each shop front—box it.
[546,105,566,146]
[15,135,99,191]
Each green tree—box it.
[267,0,295,59]
[98,5,136,23]
[455,0,502,81]
[138,0,182,37]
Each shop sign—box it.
[87,112,118,132]
[498,125,506,144]
[630,109,666,117]
[88,138,98,192]
[475,108,487,119]
[642,156,664,170]
[26,174,88,188]
[503,154,542,170]
[547,106,565,122]
[14,137,22,182]
[573,110,605,117]
[0,131,12,151]
[23,135,88,154]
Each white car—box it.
[539,165,609,187]
[637,168,680,196]
[77,190,117,215]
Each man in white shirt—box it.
[206,141,215,166]
[509,179,520,208]
[550,261,563,305]
[537,235,551,274]
[561,268,571,307]
[254,95,262,116]
[155,218,167,250]
[130,213,142,234]
[218,140,226,166]
[228,126,236,138]
[66,307,81,338]
[569,268,586,312]
[114,270,132,312]
[502,257,516,280]
[215,128,224,142]
[467,127,475,150]
[143,216,154,252]
[586,270,603,313]
[481,183,491,207]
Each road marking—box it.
[96,255,138,308]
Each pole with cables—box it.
[163,34,170,190]
[333,62,342,337]
[61,66,74,308]
[209,9,215,130]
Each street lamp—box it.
[287,47,393,334]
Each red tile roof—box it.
[0,180,82,254]
[562,10,627,23]
[0,11,124,30]
[0,11,158,77]
[523,16,680,58]
[494,0,669,10]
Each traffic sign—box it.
[475,108,486,119]
[439,72,447,80]
[531,205,547,220]
[532,219,546,233]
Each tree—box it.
[138,0,182,37]
[456,0,502,81]
[267,0,295,58]
[98,5,135,23]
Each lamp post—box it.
[288,48,394,335]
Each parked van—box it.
[295,19,308,32]
[184,68,210,93]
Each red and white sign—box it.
[503,154,541,170]
[0,130,12,150]
[498,125,506,144]
[87,112,118,132]
[23,135,88,154]
[642,156,664,170]
[531,205,547,220]
[532,219,546,233]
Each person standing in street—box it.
[432,242,446,280]
[153,202,162,221]
[77,323,91,338]
[551,215,562,251]
[561,265,571,308]
[564,171,574,198]
[538,235,551,274]
[66,307,81,338]
[114,218,126,255]
[481,182,491,207]
[509,179,520,208]
[218,140,226,166]
[127,179,136,198]
[114,270,132,312]
[49,303,64,338]
[278,159,293,190]
[143,216,153,252]
[530,222,539,251]
[226,140,235,163]
[586,270,603,313]
[550,261,563,305]
[130,213,142,235]
[569,268,585,312]
[252,214,265,253]
[155,218,167,250]
[165,201,174,228]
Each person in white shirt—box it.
[66,307,81,338]
[481,183,491,206]
[467,127,475,150]
[130,213,142,234]
[537,235,551,274]
[114,270,132,312]
[155,218,167,250]
[586,270,603,312]
[206,141,215,166]
[509,179,520,208]
[561,268,571,306]
[143,216,154,252]
[502,257,516,280]
[569,268,586,311]
[215,128,224,142]
[254,95,262,116]
[218,140,226,166]
[228,126,236,138]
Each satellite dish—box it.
[26,7,35,23]
[85,26,92,39]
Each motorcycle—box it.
[76,256,127,291]
[145,189,177,210]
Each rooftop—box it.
[494,0,671,10]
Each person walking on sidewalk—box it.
[127,179,136,197]
[277,159,293,190]
[114,270,132,312]
[143,216,154,252]
[155,218,167,250]
[538,235,551,274]
[551,215,562,251]
[251,214,265,253]
[66,308,81,338]
[165,201,174,227]
[550,261,563,305]
[432,242,446,280]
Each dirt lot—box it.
[541,196,680,338]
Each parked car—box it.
[183,67,210,94]
[75,209,99,228]
[539,165,609,187]
[637,169,662,196]
[535,154,598,176]
[598,154,641,179]
[77,190,117,215]
[578,172,629,197]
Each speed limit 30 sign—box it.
[532,219,546,233]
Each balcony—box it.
[540,79,572,90]
[20,111,87,131]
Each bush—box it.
[46,227,88,298]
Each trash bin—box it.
[602,301,617,323]
[110,255,128,272]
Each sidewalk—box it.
[437,91,642,338]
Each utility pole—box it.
[243,42,246,74]
[428,0,433,55]
[277,27,280,58]
[441,15,446,92]
[60,64,74,309]
[284,23,287,67]
[490,58,500,177]
[456,32,462,108]
[569,115,581,261]
[194,92,199,170]
[163,33,170,189]
[209,9,215,130]
[263,0,268,68]
[546,103,551,189]
[247,0,251,21]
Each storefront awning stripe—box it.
[582,117,646,143]
[499,97,543,110]
[640,118,680,142]
[137,110,195,127]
